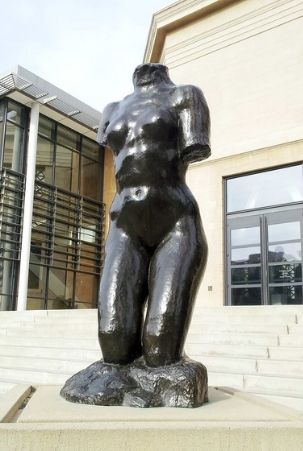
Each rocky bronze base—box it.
[60,356,208,408]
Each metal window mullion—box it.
[0,100,8,169]
[260,215,269,305]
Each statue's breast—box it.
[106,99,177,153]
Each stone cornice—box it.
[143,0,238,63]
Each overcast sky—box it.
[2,0,173,112]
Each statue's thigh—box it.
[98,226,149,333]
[143,215,207,365]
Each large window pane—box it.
[55,145,79,192]
[231,247,260,265]
[3,123,25,172]
[82,137,101,161]
[81,156,102,200]
[0,102,5,150]
[57,125,80,151]
[268,242,301,263]
[231,266,261,285]
[36,136,54,184]
[231,287,262,305]
[38,116,55,140]
[227,165,303,212]
[7,101,26,127]
[269,286,302,305]
[75,273,98,308]
[231,227,260,247]
[269,264,302,284]
[268,221,301,243]
[48,268,74,309]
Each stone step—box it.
[188,323,288,334]
[257,359,303,379]
[1,322,288,335]
[244,374,303,397]
[208,371,244,390]
[279,335,303,346]
[268,346,303,361]
[0,345,101,361]
[186,343,269,358]
[0,366,71,385]
[193,355,257,374]
[0,355,88,374]
[0,335,99,349]
[187,332,279,346]
[3,327,97,338]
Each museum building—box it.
[0,66,111,311]
[0,0,303,313]
[144,0,303,307]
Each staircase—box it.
[1,306,303,411]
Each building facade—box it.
[0,66,107,311]
[144,0,303,307]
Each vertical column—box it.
[16,102,39,311]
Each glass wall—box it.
[226,164,303,305]
[0,99,28,310]
[28,115,105,310]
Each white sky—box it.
[2,0,173,112]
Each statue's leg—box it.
[143,215,208,367]
[98,224,150,364]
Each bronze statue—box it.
[61,64,210,407]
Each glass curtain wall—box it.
[28,115,105,310]
[0,99,28,310]
[226,164,303,305]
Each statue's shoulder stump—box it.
[60,356,208,408]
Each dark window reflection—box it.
[231,287,262,305]
[269,264,302,284]
[269,286,302,305]
[231,266,261,285]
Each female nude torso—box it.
[97,64,210,367]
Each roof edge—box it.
[143,0,238,63]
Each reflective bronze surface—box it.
[97,64,210,367]
[61,64,210,407]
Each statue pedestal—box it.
[1,385,303,451]
[60,357,208,408]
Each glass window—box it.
[268,243,301,263]
[7,101,26,127]
[268,221,301,243]
[57,125,80,151]
[269,286,302,305]
[75,273,98,308]
[80,156,102,200]
[47,268,75,309]
[227,165,303,212]
[0,102,5,150]
[231,287,262,305]
[269,264,302,284]
[231,227,260,247]
[3,122,25,172]
[55,145,79,191]
[82,137,101,161]
[231,267,261,285]
[38,116,55,140]
[231,247,261,265]
[36,136,54,184]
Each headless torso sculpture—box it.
[61,64,211,407]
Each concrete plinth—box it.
[1,385,303,451]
